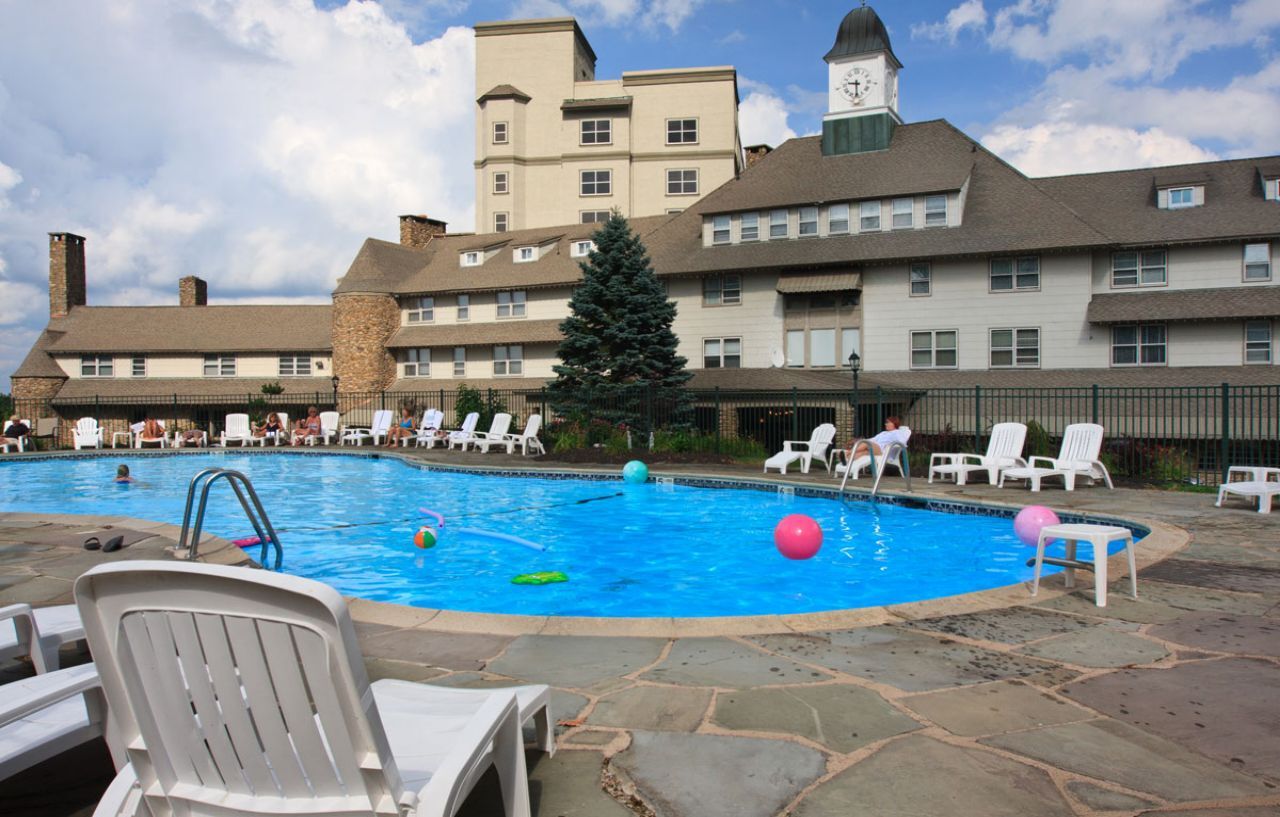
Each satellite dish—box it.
[769,348,785,368]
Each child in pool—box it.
[114,464,135,483]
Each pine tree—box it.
[549,212,690,431]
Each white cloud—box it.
[738,78,798,149]
[717,29,746,46]
[911,0,987,44]
[983,122,1219,177]
[508,0,710,33]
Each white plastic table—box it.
[1031,523,1136,608]
[1227,465,1280,482]
[110,431,133,449]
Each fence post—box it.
[1220,382,1230,483]
[646,382,654,434]
[1091,384,1099,425]
[791,387,799,440]
[875,386,884,429]
[714,387,721,454]
[974,385,982,453]
[540,387,548,425]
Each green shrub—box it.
[455,384,508,430]
[260,381,285,395]
[1024,420,1054,459]
[551,421,587,453]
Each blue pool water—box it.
[0,453,1138,617]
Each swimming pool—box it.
[0,452,1141,617]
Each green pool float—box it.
[511,571,569,585]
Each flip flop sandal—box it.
[83,537,101,551]
[102,535,125,553]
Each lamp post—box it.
[330,374,340,409]
[848,351,861,438]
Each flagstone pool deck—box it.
[1,452,1278,816]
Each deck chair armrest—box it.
[93,763,140,817]
[781,441,812,453]
[406,692,523,816]
[953,453,987,466]
[1028,456,1059,469]
[0,603,37,650]
[929,453,959,466]
[0,664,101,729]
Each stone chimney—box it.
[399,214,448,249]
[49,232,87,319]
[179,275,208,306]
[744,144,773,169]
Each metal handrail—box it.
[177,468,283,570]
[837,439,912,499]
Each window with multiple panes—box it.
[571,240,594,257]
[580,119,611,145]
[666,118,697,144]
[496,290,526,318]
[278,355,312,376]
[1245,320,1272,364]
[492,121,508,144]
[203,355,235,377]
[798,207,818,236]
[492,172,508,195]
[581,210,610,223]
[989,328,1039,368]
[703,337,741,368]
[1168,187,1194,208]
[740,212,759,241]
[910,262,931,296]
[859,200,880,231]
[1111,250,1166,287]
[667,169,698,195]
[81,355,113,377]
[910,330,957,369]
[842,328,861,365]
[1111,324,1167,365]
[828,203,849,234]
[453,346,466,376]
[712,215,730,244]
[702,275,742,306]
[1244,243,1271,281]
[494,212,508,232]
[808,328,837,367]
[456,294,470,321]
[404,348,428,377]
[493,344,523,376]
[925,195,947,226]
[461,251,481,267]
[514,246,535,263]
[406,297,434,323]
[580,170,611,196]
[990,256,1040,291]
[1267,178,1280,201]
[769,209,788,238]
[891,198,913,229]
[131,356,146,377]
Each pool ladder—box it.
[837,439,911,500]
[177,468,283,570]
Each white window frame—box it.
[278,354,313,377]
[711,215,730,245]
[910,330,958,369]
[580,169,611,196]
[1245,320,1272,364]
[990,256,1040,292]
[798,206,818,237]
[131,356,146,378]
[1244,242,1272,281]
[203,355,235,377]
[461,251,481,267]
[909,262,931,297]
[859,200,881,231]
[493,344,523,376]
[81,355,114,378]
[494,212,508,232]
[925,194,948,226]
[785,329,805,367]
[453,346,466,377]
[570,240,595,257]
[989,328,1040,368]
[580,119,611,146]
[406,296,434,324]
[581,210,610,224]
[492,171,508,195]
[769,209,788,239]
[891,198,913,229]
[827,203,850,234]
[1167,187,1194,208]
[404,348,429,378]
[496,290,527,319]
[514,246,536,263]
[666,117,698,145]
[1111,324,1167,366]
[702,274,741,306]
[492,121,508,144]
[666,169,698,196]
[702,337,741,369]
[1111,250,1167,287]
[740,212,759,242]
[456,294,470,321]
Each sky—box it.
[1,0,1278,389]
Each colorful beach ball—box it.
[775,514,823,560]
[622,460,649,484]
[413,526,438,549]
[1013,505,1060,546]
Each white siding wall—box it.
[57,354,332,379]
[402,287,572,326]
[1089,243,1277,292]
[397,342,559,381]
[669,274,781,368]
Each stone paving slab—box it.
[1137,809,1280,817]
[1065,780,1156,812]
[611,731,826,817]
[899,606,1096,644]
[588,686,713,732]
[1034,589,1187,623]
[1129,580,1277,615]
[0,574,74,605]
[1176,541,1280,568]
[640,637,833,689]
[981,719,1271,801]
[793,735,1075,817]
[712,684,920,752]
[1148,612,1280,656]
[1063,658,1280,783]
[1017,627,1171,667]
[456,750,634,817]
[1141,559,1280,595]
[358,626,513,671]
[487,635,668,689]
[901,680,1093,737]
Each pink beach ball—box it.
[1013,505,1061,546]
[775,514,823,560]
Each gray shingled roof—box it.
[334,239,434,295]
[477,84,531,102]
[561,97,632,110]
[387,378,551,394]
[689,365,1280,390]
[12,326,70,378]
[387,319,564,348]
[53,377,337,403]
[1087,286,1280,323]
[776,271,860,293]
[41,305,332,354]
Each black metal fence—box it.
[16,382,1280,485]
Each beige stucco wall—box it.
[400,287,572,325]
[396,342,559,380]
[55,354,332,379]
[668,274,781,369]
[1088,242,1277,293]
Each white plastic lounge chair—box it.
[472,413,514,453]
[999,423,1114,492]
[135,420,168,449]
[764,423,836,475]
[342,409,394,446]
[0,603,86,674]
[175,429,208,448]
[250,413,290,447]
[72,417,103,450]
[834,427,912,481]
[1216,467,1280,514]
[74,561,549,817]
[407,409,445,448]
[0,663,106,782]
[505,414,546,456]
[314,411,341,446]
[929,422,1028,486]
[447,412,481,450]
[219,414,253,448]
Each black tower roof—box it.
[824,4,902,67]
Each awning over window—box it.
[1087,286,1280,324]
[775,272,861,294]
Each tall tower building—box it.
[822,4,903,156]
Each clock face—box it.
[837,67,876,103]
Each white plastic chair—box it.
[75,561,548,817]
[314,411,341,446]
[929,422,1028,486]
[219,414,253,448]
[1216,469,1280,513]
[999,423,1114,492]
[251,413,290,447]
[135,420,168,449]
[834,427,913,482]
[342,409,394,446]
[407,409,445,448]
[446,412,481,451]
[0,603,86,674]
[764,423,836,475]
[73,418,104,450]
[505,414,545,456]
[0,663,106,782]
[472,413,514,453]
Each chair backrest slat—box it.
[371,410,393,434]
[1060,423,1103,463]
[524,414,542,438]
[489,413,512,437]
[461,412,479,434]
[987,423,1027,461]
[320,412,340,434]
[226,414,250,436]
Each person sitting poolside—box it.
[845,416,910,462]
[256,412,284,442]
[179,428,207,447]
[292,406,323,446]
[1,416,30,449]
[139,417,166,445]
[384,406,416,447]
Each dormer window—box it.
[1168,187,1194,208]
[925,195,948,226]
[1265,178,1279,202]
[859,201,881,231]
[514,246,536,263]
[461,251,481,267]
[571,240,594,257]
[712,215,730,244]
[828,204,849,234]
[798,207,818,237]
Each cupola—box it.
[822,3,902,157]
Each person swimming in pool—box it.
[114,464,135,483]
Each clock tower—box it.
[822,4,902,156]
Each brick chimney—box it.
[744,144,773,169]
[49,232,87,318]
[179,275,208,306]
[399,214,448,249]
